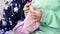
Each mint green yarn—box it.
[31,0,60,34]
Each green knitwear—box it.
[31,0,60,34]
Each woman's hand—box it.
[23,3,42,22]
[30,5,42,22]
[23,3,31,15]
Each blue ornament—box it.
[1,29,4,32]
[8,18,11,20]
[9,21,12,25]
[0,31,4,34]
[2,20,7,26]
[4,5,9,10]
[15,3,17,6]
[4,28,7,30]
[11,15,14,17]
[14,7,18,13]
[0,29,4,34]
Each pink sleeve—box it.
[13,12,40,34]
[13,22,40,34]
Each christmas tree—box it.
[0,0,28,34]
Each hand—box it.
[30,6,42,22]
[23,3,31,15]
[23,3,42,22]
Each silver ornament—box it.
[14,7,18,13]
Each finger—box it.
[31,14,40,22]
[23,3,31,12]
[24,3,31,8]
[33,19,40,22]
[23,7,29,11]
[32,16,40,22]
